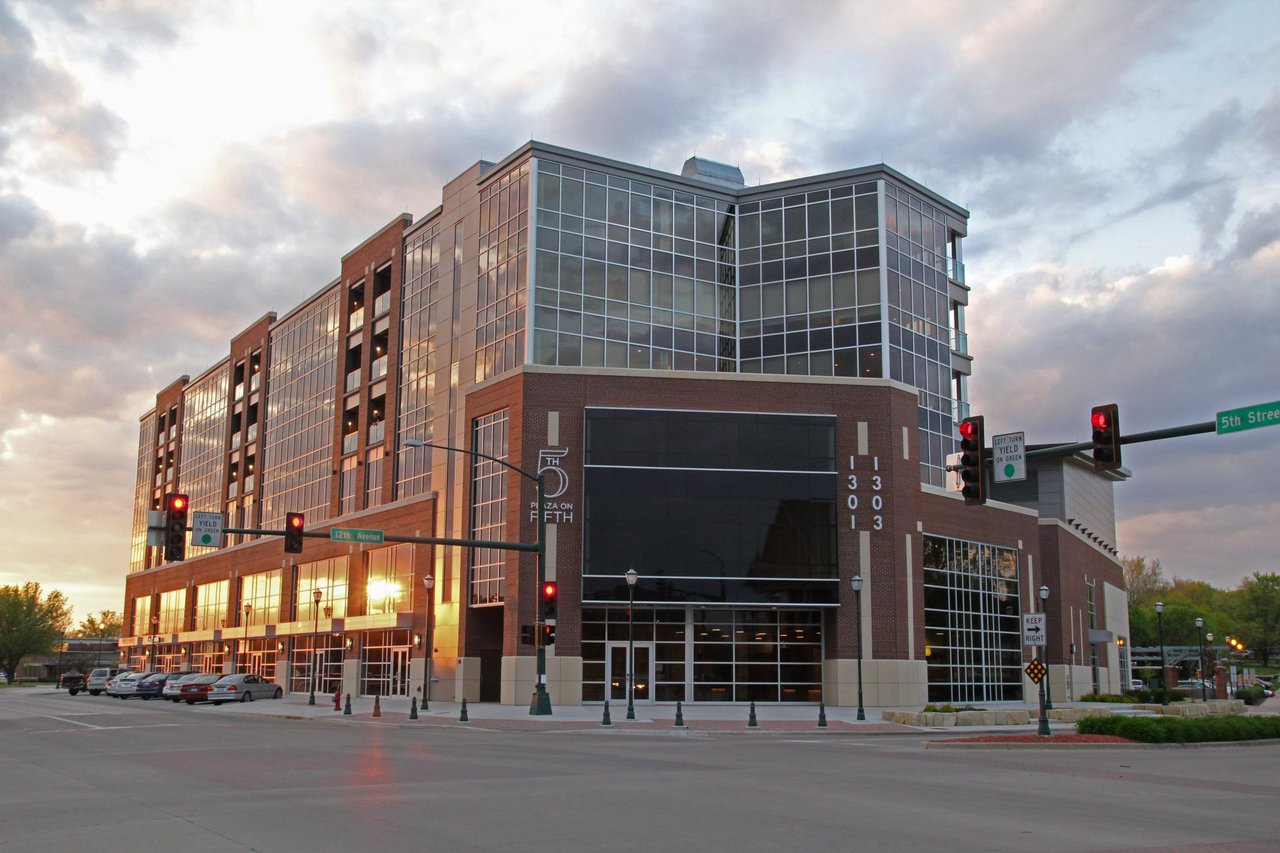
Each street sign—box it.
[330,527,385,545]
[1025,658,1046,684]
[1217,400,1280,435]
[992,431,1026,483]
[1022,613,1046,646]
[944,451,963,493]
[191,511,224,548]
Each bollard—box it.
[674,700,685,728]
[372,694,381,718]
[601,700,612,726]
[748,700,758,728]
[818,701,828,728]
[459,698,469,723]
[333,688,341,711]
[409,696,418,720]
[343,693,352,715]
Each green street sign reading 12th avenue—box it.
[330,527,385,544]
[1217,400,1280,435]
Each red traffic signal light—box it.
[541,581,558,621]
[543,623,557,646]
[164,493,189,562]
[1090,403,1122,471]
[957,415,986,505]
[284,512,305,553]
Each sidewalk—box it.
[218,693,1082,736]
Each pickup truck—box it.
[59,673,87,695]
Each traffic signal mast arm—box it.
[144,522,541,552]
[1024,419,1216,460]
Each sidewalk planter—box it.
[994,709,1030,725]
[955,710,995,726]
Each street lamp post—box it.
[1195,616,1207,702]
[405,438,551,715]
[422,574,435,710]
[1039,585,1052,711]
[851,575,865,721]
[308,589,323,705]
[242,604,252,674]
[625,569,638,721]
[1155,601,1168,706]
[1034,581,1054,732]
[1205,632,1215,697]
[150,615,160,672]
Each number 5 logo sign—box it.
[537,448,570,498]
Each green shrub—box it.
[922,703,986,713]
[1078,692,1130,703]
[1075,713,1280,743]
[1236,685,1266,706]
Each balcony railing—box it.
[349,307,365,332]
[373,291,392,318]
[243,474,255,494]
[246,423,258,444]
[342,432,359,455]
[370,355,388,382]
[946,257,965,284]
[346,369,361,393]
[250,372,261,392]
[234,382,245,401]
[949,328,969,355]
[230,432,242,451]
[367,420,385,446]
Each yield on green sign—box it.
[992,431,1026,483]
[330,527,385,545]
[1217,400,1280,435]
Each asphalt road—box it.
[1,689,1276,852]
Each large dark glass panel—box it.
[585,409,834,471]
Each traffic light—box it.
[163,493,189,562]
[957,416,986,505]
[543,623,557,646]
[1090,403,1122,471]
[520,624,536,646]
[284,512,305,553]
[541,581,558,621]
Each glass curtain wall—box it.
[922,534,1023,702]
[476,161,530,383]
[530,158,736,373]
[180,364,230,557]
[883,183,960,488]
[469,411,509,606]
[194,580,229,631]
[129,413,157,573]
[261,291,341,529]
[736,183,881,378]
[396,222,443,500]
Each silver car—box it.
[207,673,282,704]
[87,667,125,696]
[107,671,150,699]
[161,672,205,702]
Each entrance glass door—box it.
[391,649,409,697]
[606,641,653,703]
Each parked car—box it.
[134,672,177,700]
[178,674,226,705]
[1129,679,1144,691]
[163,672,207,702]
[87,667,124,696]
[108,671,151,699]
[59,673,87,695]
[207,673,282,704]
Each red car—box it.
[178,674,224,705]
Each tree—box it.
[0,583,73,682]
[73,610,123,639]
[1122,555,1169,606]
[1236,572,1280,667]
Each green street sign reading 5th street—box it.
[1217,400,1280,435]
[330,527,385,545]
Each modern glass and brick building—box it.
[123,141,1129,707]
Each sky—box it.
[1,0,1278,621]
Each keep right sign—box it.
[1022,613,1046,646]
